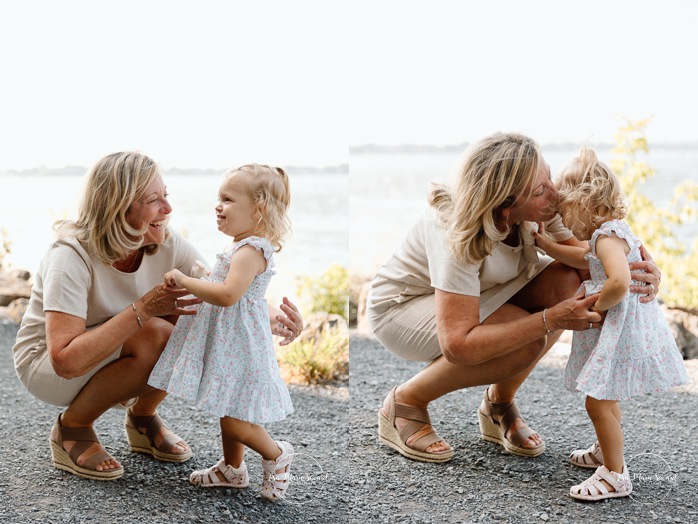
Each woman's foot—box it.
[379,387,451,454]
[477,387,545,457]
[49,413,124,480]
[54,414,120,471]
[125,409,192,462]
[486,389,543,450]
[127,410,189,455]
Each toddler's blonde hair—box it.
[224,163,291,251]
[556,147,627,238]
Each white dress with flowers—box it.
[564,220,688,401]
[148,236,294,423]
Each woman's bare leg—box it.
[384,262,580,453]
[59,318,186,469]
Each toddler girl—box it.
[534,148,688,501]
[148,163,295,501]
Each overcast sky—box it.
[1,1,695,170]
[349,0,698,147]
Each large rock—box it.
[0,269,32,322]
[663,306,698,360]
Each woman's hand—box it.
[138,283,201,319]
[273,297,303,346]
[548,288,604,331]
[629,245,661,303]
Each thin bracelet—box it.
[542,308,554,334]
[131,302,144,328]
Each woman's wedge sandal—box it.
[570,441,604,469]
[49,413,124,481]
[260,441,294,501]
[569,465,633,501]
[477,387,545,457]
[124,410,192,463]
[377,387,454,463]
[189,458,249,488]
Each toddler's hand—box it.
[164,269,185,289]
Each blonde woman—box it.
[13,152,302,480]
[368,132,661,463]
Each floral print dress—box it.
[148,236,293,423]
[564,220,688,401]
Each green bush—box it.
[296,264,349,319]
[612,118,698,309]
[276,326,349,384]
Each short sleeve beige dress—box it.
[13,229,202,407]
[367,207,573,362]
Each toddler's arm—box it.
[533,227,589,269]
[165,245,266,307]
[593,234,631,312]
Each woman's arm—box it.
[435,288,601,365]
[593,235,631,312]
[47,284,198,379]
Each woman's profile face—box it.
[507,159,557,223]
[125,173,172,247]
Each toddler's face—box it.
[215,173,259,241]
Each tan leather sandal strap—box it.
[78,449,116,470]
[393,404,431,425]
[496,402,521,433]
[506,425,537,447]
[128,412,162,442]
[59,425,99,443]
[157,433,182,453]
[409,430,444,452]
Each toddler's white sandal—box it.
[189,458,249,488]
[260,441,294,501]
[569,464,632,501]
[570,440,604,469]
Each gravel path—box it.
[0,321,349,524]
[349,331,698,524]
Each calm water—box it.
[0,172,348,304]
[350,146,698,276]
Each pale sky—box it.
[1,1,696,171]
[0,1,347,170]
[349,0,698,147]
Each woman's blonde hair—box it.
[54,151,163,264]
[224,163,291,251]
[428,132,541,264]
[556,147,627,238]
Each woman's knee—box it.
[121,318,174,366]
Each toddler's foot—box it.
[190,458,249,488]
[260,441,294,501]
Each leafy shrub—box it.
[276,326,348,384]
[0,229,11,269]
[296,264,349,319]
[612,118,698,309]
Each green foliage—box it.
[276,326,349,384]
[0,229,11,269]
[612,118,698,308]
[296,264,349,319]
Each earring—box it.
[502,210,510,223]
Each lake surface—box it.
[0,172,348,304]
[350,146,698,277]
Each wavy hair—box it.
[54,151,162,264]
[556,148,627,238]
[428,132,541,264]
[225,163,292,251]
